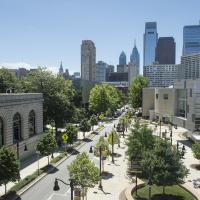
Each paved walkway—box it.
[0,126,99,196]
[87,133,132,200]
[149,122,200,199]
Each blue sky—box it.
[0,0,200,74]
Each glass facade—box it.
[177,89,187,118]
[119,51,126,65]
[96,61,107,82]
[183,25,200,56]
[143,22,158,66]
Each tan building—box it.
[0,93,43,160]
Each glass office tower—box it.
[183,24,200,56]
[143,22,158,66]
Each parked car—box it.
[193,178,200,188]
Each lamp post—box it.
[53,178,74,200]
[170,122,177,146]
[111,130,114,163]
[122,118,125,138]
[89,145,103,190]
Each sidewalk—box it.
[0,125,99,196]
[87,134,132,200]
[149,123,200,199]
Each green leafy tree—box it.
[68,152,100,199]
[80,119,91,139]
[17,67,76,131]
[0,146,20,194]
[192,143,200,165]
[108,129,120,145]
[141,139,189,194]
[0,68,16,93]
[106,108,112,118]
[98,113,105,122]
[94,136,109,157]
[90,114,98,131]
[128,76,149,108]
[89,84,122,114]
[65,123,78,145]
[37,131,57,165]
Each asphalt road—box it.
[20,119,119,200]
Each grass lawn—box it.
[132,184,196,200]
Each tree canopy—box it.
[89,84,122,114]
[68,152,99,198]
[192,142,200,160]
[79,119,91,138]
[0,146,20,193]
[128,76,149,108]
[65,123,78,145]
[17,67,76,130]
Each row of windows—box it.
[156,93,168,100]
[0,110,36,147]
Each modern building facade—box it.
[108,72,128,82]
[96,61,107,82]
[144,64,179,87]
[179,53,200,80]
[142,79,200,141]
[119,51,127,65]
[130,43,140,74]
[81,40,96,81]
[128,62,139,86]
[143,22,158,66]
[0,93,43,160]
[183,24,200,56]
[155,37,176,64]
[105,65,115,81]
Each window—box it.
[13,113,22,143]
[190,88,192,97]
[0,117,4,147]
[156,94,159,99]
[28,110,36,137]
[163,94,168,100]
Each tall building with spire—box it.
[130,41,140,75]
[59,61,64,75]
[119,51,126,65]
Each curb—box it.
[16,125,106,197]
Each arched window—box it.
[28,110,36,136]
[13,113,22,143]
[0,117,4,147]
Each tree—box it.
[94,136,109,157]
[0,68,16,93]
[192,143,200,164]
[90,114,98,131]
[79,119,91,139]
[89,84,122,114]
[128,76,149,108]
[37,131,57,165]
[106,108,112,119]
[17,67,76,131]
[65,124,78,145]
[0,146,20,194]
[141,139,188,194]
[68,152,100,199]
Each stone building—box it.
[0,93,43,160]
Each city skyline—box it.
[0,0,200,73]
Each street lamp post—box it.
[122,118,125,138]
[89,146,103,190]
[53,178,74,200]
[111,130,114,163]
[170,122,177,146]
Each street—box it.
[20,119,118,200]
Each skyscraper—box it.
[81,40,96,81]
[119,51,126,65]
[96,61,107,82]
[183,23,200,56]
[143,22,158,66]
[155,37,176,64]
[59,61,64,75]
[130,42,140,74]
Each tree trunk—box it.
[4,183,6,194]
[47,155,49,166]
[83,132,85,139]
[163,186,165,194]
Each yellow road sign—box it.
[62,133,68,143]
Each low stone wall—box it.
[124,178,145,200]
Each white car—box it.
[193,178,200,188]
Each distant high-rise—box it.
[156,37,175,64]
[81,40,96,81]
[130,42,140,74]
[96,61,107,82]
[119,51,126,65]
[143,22,158,66]
[183,23,200,56]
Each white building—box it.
[0,93,43,160]
[144,63,179,87]
[81,40,96,81]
